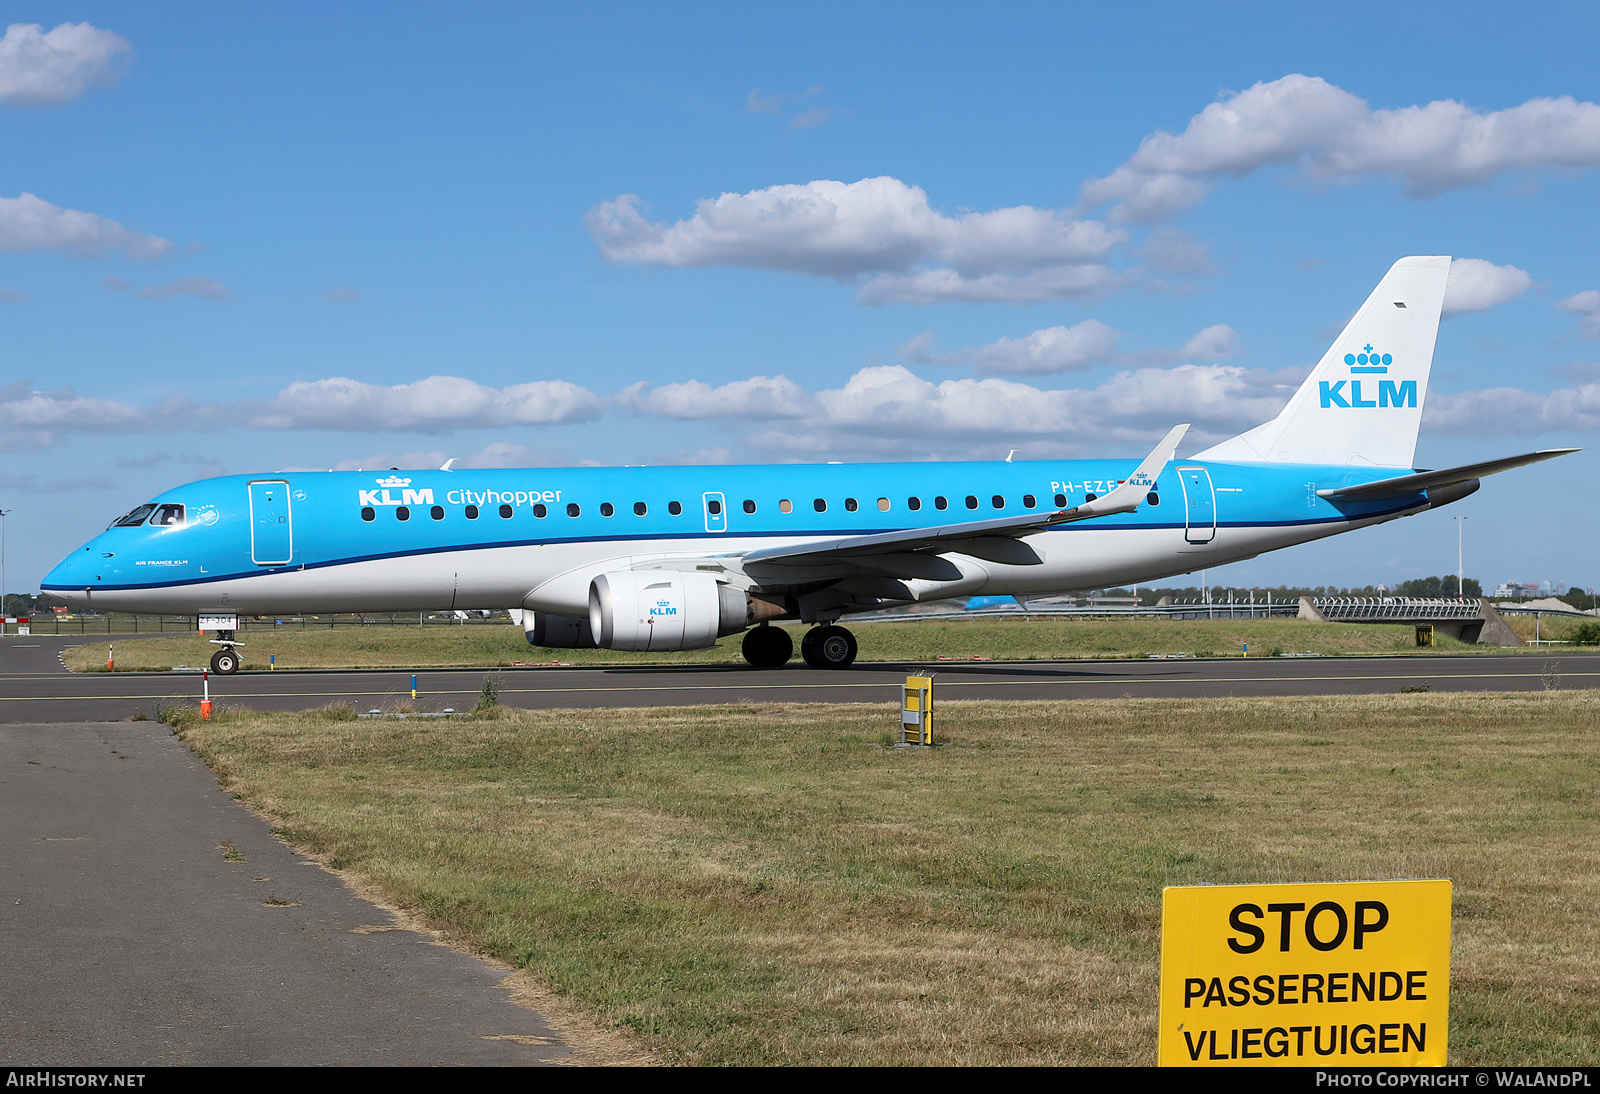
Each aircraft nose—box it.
[43,548,97,604]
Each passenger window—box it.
[465,505,479,519]
[397,506,411,521]
[361,507,375,522]
[430,506,444,520]
[668,500,682,516]
[1147,492,1160,506]
[501,504,515,519]
[532,503,546,517]
[908,497,921,511]
[992,495,1005,509]
[707,499,722,515]
[601,502,614,517]
[844,498,858,512]
[1085,493,1098,503]
[934,496,948,510]
[1023,494,1036,508]
[814,498,827,512]
[877,497,890,511]
[743,499,756,514]
[1054,493,1067,507]
[151,504,185,526]
[965,495,978,510]
[779,499,793,514]
[566,503,580,517]
[111,504,156,528]
[634,502,647,516]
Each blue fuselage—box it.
[43,457,1430,616]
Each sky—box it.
[3,1,1599,594]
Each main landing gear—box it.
[741,623,793,668]
[800,624,857,670]
[739,623,859,669]
[209,630,241,675]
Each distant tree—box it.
[1394,575,1481,598]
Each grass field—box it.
[175,692,1600,1066]
[64,613,1576,672]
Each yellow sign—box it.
[1159,880,1450,1067]
[902,675,932,745]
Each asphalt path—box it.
[3,635,1595,722]
[0,719,571,1066]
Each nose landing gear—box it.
[208,630,242,675]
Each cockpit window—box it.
[150,504,185,527]
[110,504,156,528]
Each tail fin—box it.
[1193,255,1451,468]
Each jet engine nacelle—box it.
[589,570,771,651]
[522,610,597,649]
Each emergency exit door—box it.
[248,480,294,564]
[1178,467,1216,544]
[702,491,727,533]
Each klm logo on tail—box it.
[1320,345,1416,409]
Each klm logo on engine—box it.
[649,598,677,618]
[357,475,435,508]
[1320,344,1416,409]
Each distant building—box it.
[1493,582,1542,598]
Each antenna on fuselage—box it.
[1005,450,1018,463]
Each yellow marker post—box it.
[1159,880,1450,1067]
[902,676,933,745]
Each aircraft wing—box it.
[742,424,1189,567]
[1316,448,1580,501]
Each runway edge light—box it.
[1158,879,1450,1067]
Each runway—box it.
[3,635,1593,722]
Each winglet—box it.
[1066,424,1189,520]
[439,458,457,472]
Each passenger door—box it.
[1178,467,1216,545]
[248,480,294,564]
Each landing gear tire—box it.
[741,624,793,668]
[801,625,857,670]
[210,648,239,675]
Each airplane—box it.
[42,255,1577,675]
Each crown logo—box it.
[1344,344,1391,373]
[376,475,412,488]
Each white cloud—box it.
[137,275,231,301]
[792,363,1288,445]
[0,379,153,448]
[900,320,1237,377]
[1081,74,1600,221]
[246,376,605,432]
[0,192,171,259]
[1175,324,1243,362]
[587,176,1125,304]
[1426,383,1600,434]
[856,263,1121,305]
[968,321,1121,376]
[1557,290,1600,340]
[620,375,811,419]
[0,22,131,106]
[1442,258,1531,315]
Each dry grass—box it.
[65,615,1520,673]
[177,692,1600,1066]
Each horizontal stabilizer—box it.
[1316,448,1580,501]
[744,425,1188,568]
